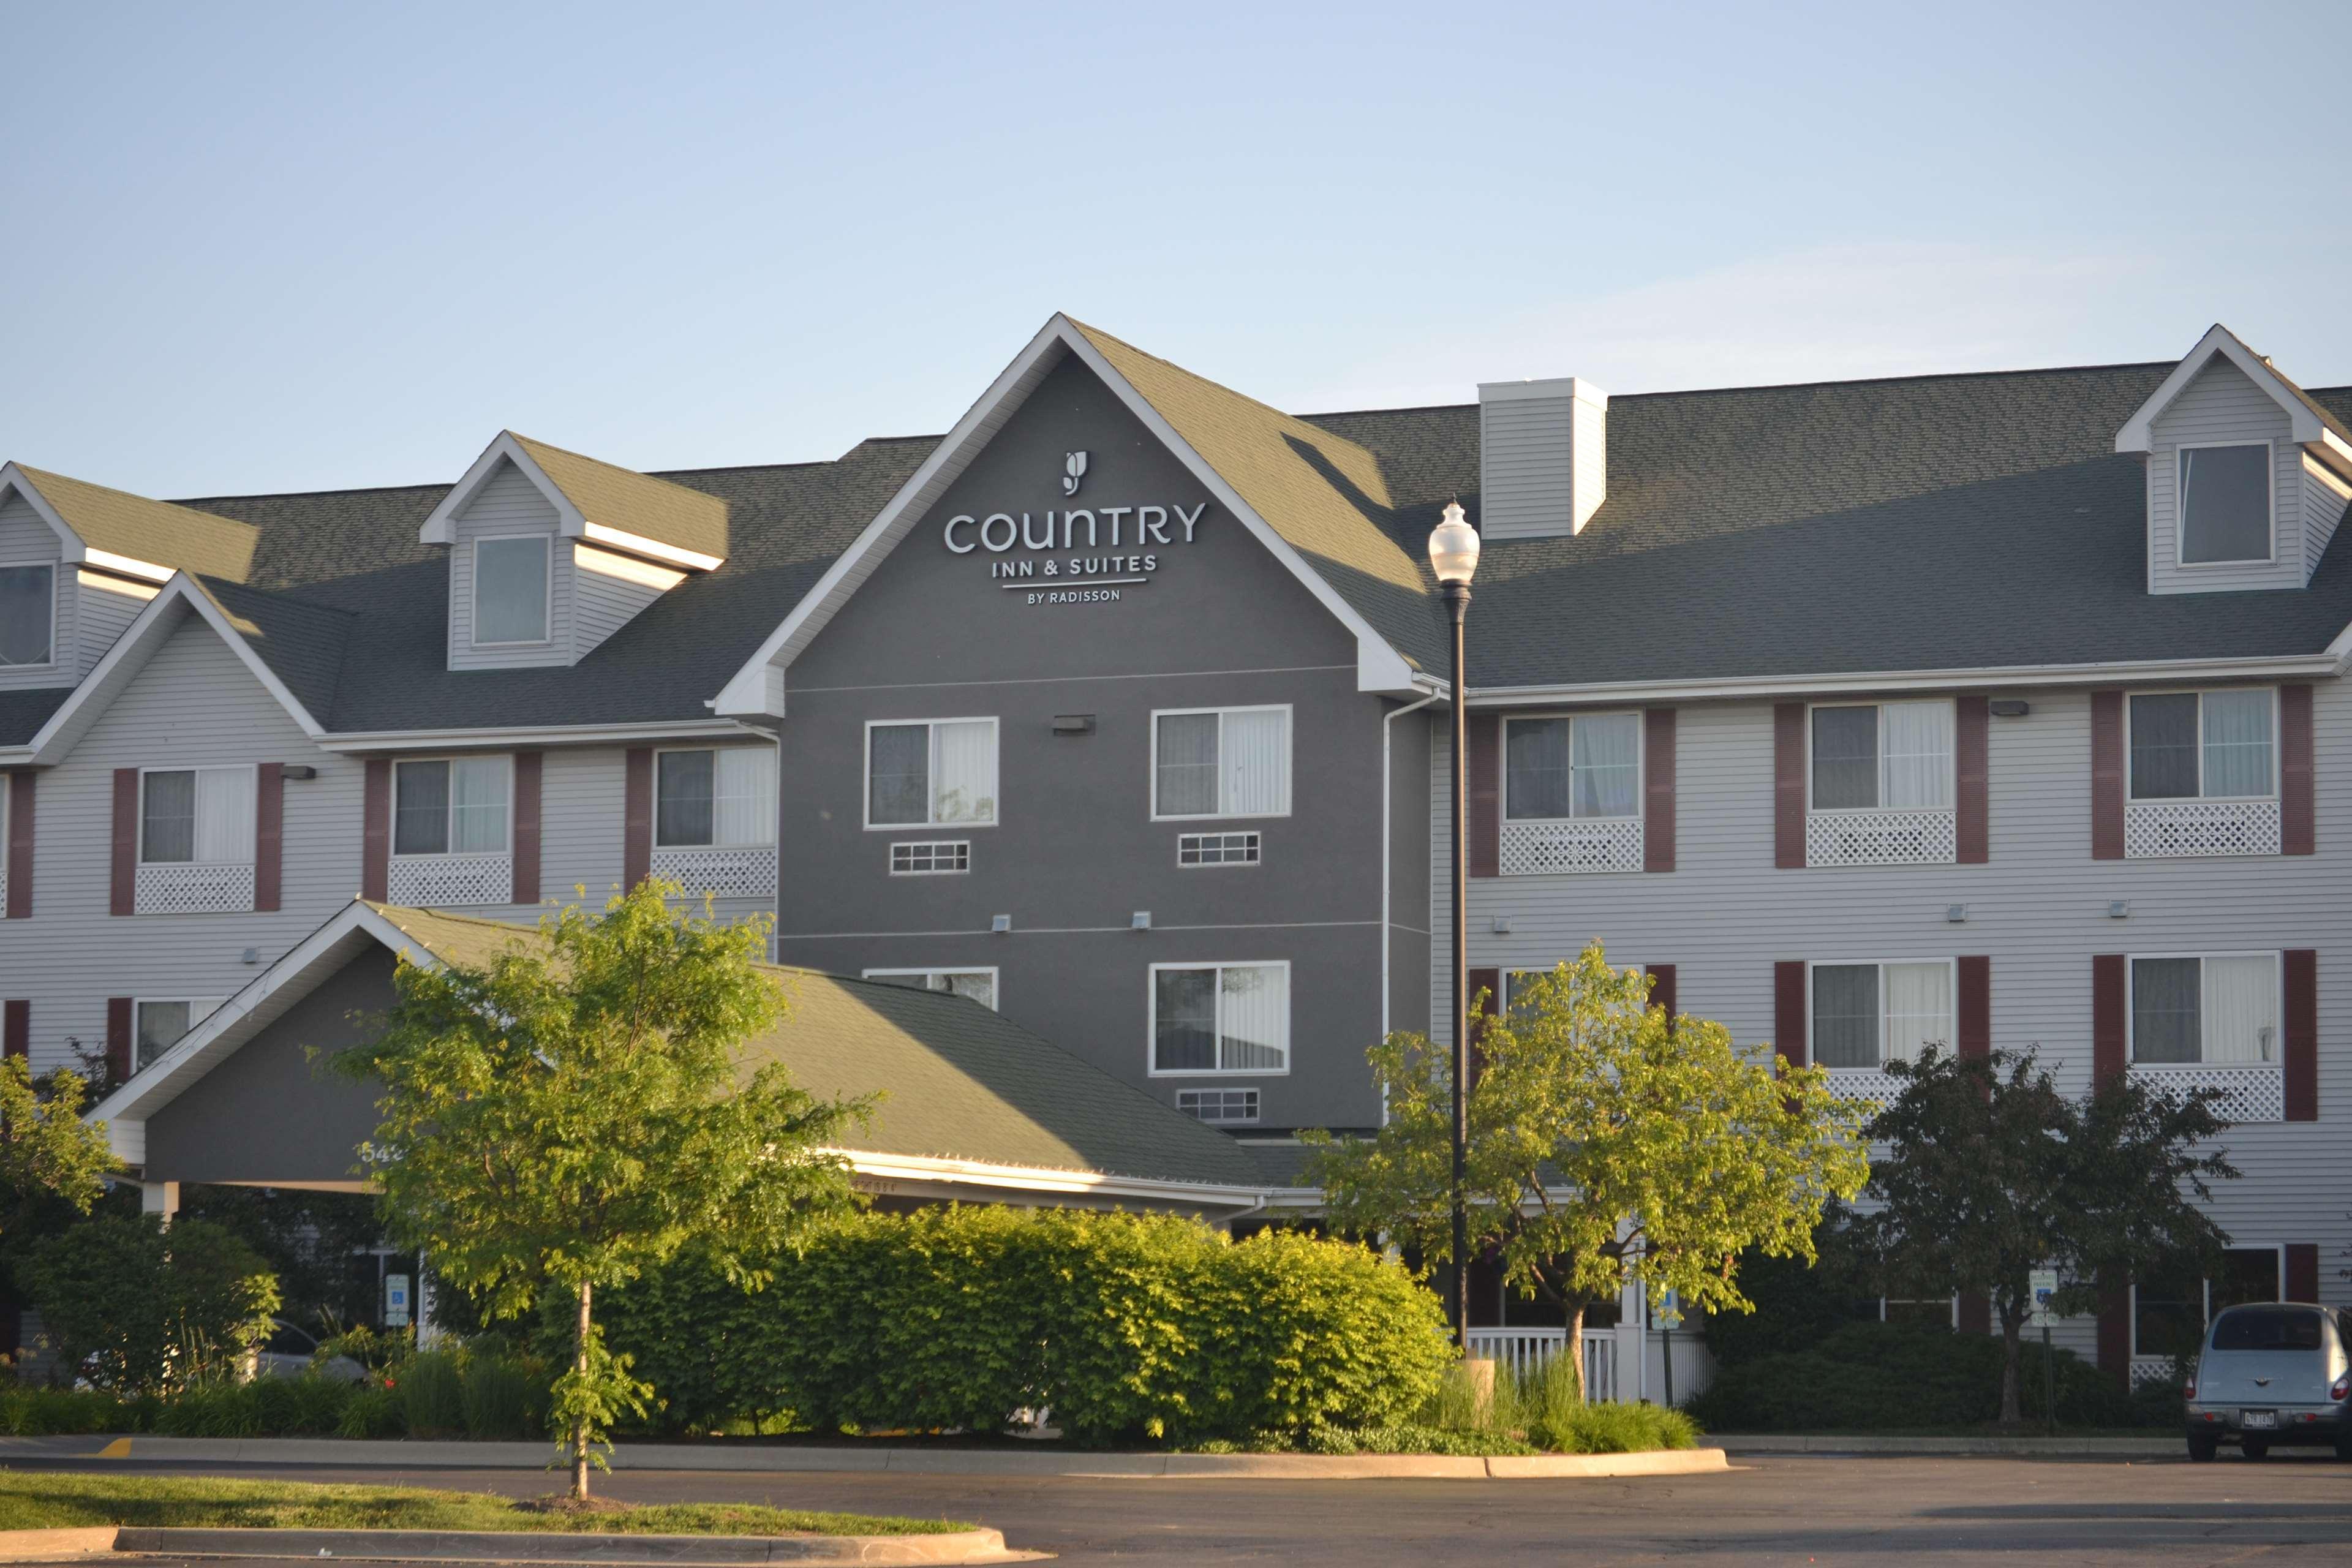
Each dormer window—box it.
[2177,443,2272,565]
[473,535,551,645]
[0,564,53,666]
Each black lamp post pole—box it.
[1445,578,1472,1354]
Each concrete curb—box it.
[0,1434,1728,1482]
[105,1526,1017,1565]
[1708,1434,2180,1458]
[0,1528,119,1561]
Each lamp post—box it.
[1427,500,1480,1354]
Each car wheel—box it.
[2186,1434,2218,1463]
[2242,1438,2271,1461]
[2334,1435,2352,1463]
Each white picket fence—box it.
[1464,1327,1618,1403]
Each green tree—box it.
[17,1215,280,1392]
[334,882,865,1498]
[1304,945,1871,1396]
[1844,1046,2237,1426]
[0,1055,126,1350]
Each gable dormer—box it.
[419,433,728,671]
[2117,325,2352,594]
[0,462,258,690]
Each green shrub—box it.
[1529,1400,1699,1453]
[334,1382,408,1439]
[1302,1421,1536,1457]
[459,1350,549,1440]
[399,1350,467,1437]
[0,1387,152,1436]
[17,1217,281,1395]
[1687,1320,2138,1431]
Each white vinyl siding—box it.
[2146,359,2300,594]
[1148,961,1291,1076]
[862,967,998,1011]
[655,747,776,848]
[1152,706,1292,820]
[445,460,573,670]
[865,718,998,829]
[571,546,676,659]
[76,571,151,676]
[2301,453,2351,577]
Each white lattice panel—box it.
[2131,1063,2284,1124]
[1820,1068,1902,1106]
[387,854,513,907]
[650,846,777,899]
[134,862,255,914]
[0,867,7,914]
[2124,799,2280,859]
[1806,809,1956,867]
[2130,1355,2179,1388]
[1499,817,1645,875]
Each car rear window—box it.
[2212,1306,2324,1351]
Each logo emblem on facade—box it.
[1063,451,1088,496]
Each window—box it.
[1152,707,1291,819]
[889,840,970,875]
[1504,712,1640,820]
[867,719,997,828]
[862,968,997,1010]
[656,748,776,848]
[472,535,551,644]
[1882,1297,1959,1330]
[0,564,54,666]
[2133,1246,2282,1358]
[1811,701,1953,812]
[2128,690,2274,801]
[2130,953,2279,1065]
[140,767,255,865]
[1177,1088,1261,1126]
[2177,443,2273,565]
[1810,960,1954,1068]
[1178,831,1260,867]
[1150,962,1290,1075]
[393,758,511,856]
[135,997,224,1071]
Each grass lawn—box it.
[0,1472,970,1536]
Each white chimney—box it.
[1477,376,1607,539]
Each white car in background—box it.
[252,1319,368,1382]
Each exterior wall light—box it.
[2108,901,2130,919]
[1131,911,1152,930]
[990,914,1012,933]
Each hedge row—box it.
[0,1348,547,1441]
[589,1207,1452,1445]
[1688,1321,2143,1431]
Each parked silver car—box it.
[2184,1303,2351,1461]
[253,1319,368,1383]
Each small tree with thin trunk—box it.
[336,883,864,1499]
[1304,946,1871,1396]
[1845,1046,2237,1426]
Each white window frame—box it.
[1177,829,1262,868]
[0,560,58,669]
[1175,1086,1262,1126]
[2130,1243,2285,1358]
[653,745,777,850]
[1805,699,1957,815]
[1805,957,1959,1069]
[132,996,225,1071]
[2125,949,2283,1066]
[2124,687,2278,803]
[390,755,514,860]
[470,532,555,647]
[861,967,1000,1011]
[1148,704,1294,823]
[2173,439,2277,569]
[1879,1295,1961,1330]
[888,840,971,876]
[1146,959,1292,1078]
[137,764,258,865]
[1499,710,1644,823]
[862,717,1001,831]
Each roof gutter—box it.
[834,1148,1273,1210]
[318,718,764,753]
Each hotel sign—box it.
[941,451,1209,605]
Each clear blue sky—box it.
[7,1,2349,498]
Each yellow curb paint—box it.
[96,1439,132,1458]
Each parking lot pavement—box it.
[7,1452,2351,1565]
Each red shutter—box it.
[110,769,138,916]
[1643,709,1676,872]
[2090,690,2124,861]
[361,759,391,902]
[105,997,132,1085]
[1956,693,1989,864]
[511,752,543,906]
[253,763,283,913]
[1957,955,1991,1063]
[2286,1243,2320,1303]
[624,748,654,888]
[2092,954,2127,1087]
[1773,704,1805,869]
[2,1000,26,1060]
[1646,963,1676,1027]
[1466,714,1499,880]
[2283,948,2317,1123]
[1773,960,1807,1069]
[2097,1278,2130,1389]
[1958,1292,1991,1336]
[4,771,32,919]
[2281,684,2315,856]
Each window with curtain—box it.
[657,748,777,848]
[393,758,510,856]
[1811,701,1953,812]
[1153,708,1291,818]
[1812,960,1954,1068]
[473,535,551,644]
[2134,1248,2283,1358]
[135,998,223,1071]
[863,969,996,1011]
[1506,714,1639,820]
[2177,443,2272,565]
[2128,690,2274,801]
[1151,962,1289,1074]
[2132,953,2278,1065]
[0,564,54,666]
[867,719,997,827]
[140,767,255,864]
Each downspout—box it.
[1381,689,1441,1126]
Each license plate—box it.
[2241,1409,2278,1430]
